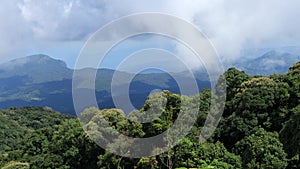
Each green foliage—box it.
[81,107,145,167]
[234,128,287,169]
[287,61,300,107]
[2,118,100,169]
[1,161,30,169]
[170,139,242,169]
[218,76,291,149]
[1,60,300,168]
[280,105,300,168]
[81,108,145,145]
[140,91,183,137]
[0,106,70,152]
[222,68,251,117]
[195,89,212,127]
[138,138,241,169]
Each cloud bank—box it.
[0,0,300,68]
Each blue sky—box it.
[1,0,300,70]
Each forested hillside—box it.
[0,61,299,169]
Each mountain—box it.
[234,50,300,75]
[2,51,297,115]
[0,54,72,84]
[0,55,210,115]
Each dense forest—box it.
[0,61,299,169]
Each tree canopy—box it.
[1,61,299,168]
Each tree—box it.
[137,157,159,169]
[14,119,100,169]
[51,119,100,169]
[222,68,251,101]
[234,128,287,169]
[81,107,145,168]
[217,77,290,149]
[280,105,300,168]
[195,89,212,127]
[1,161,30,169]
[287,61,300,107]
[148,137,241,169]
[237,77,290,130]
[222,68,251,117]
[0,107,69,152]
[140,91,182,137]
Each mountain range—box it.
[234,50,300,75]
[0,50,299,115]
[0,54,210,115]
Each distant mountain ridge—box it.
[234,50,300,75]
[0,54,210,115]
[0,51,298,115]
[0,54,72,84]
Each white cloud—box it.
[0,0,300,68]
[191,0,300,62]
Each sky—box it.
[1,0,300,70]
